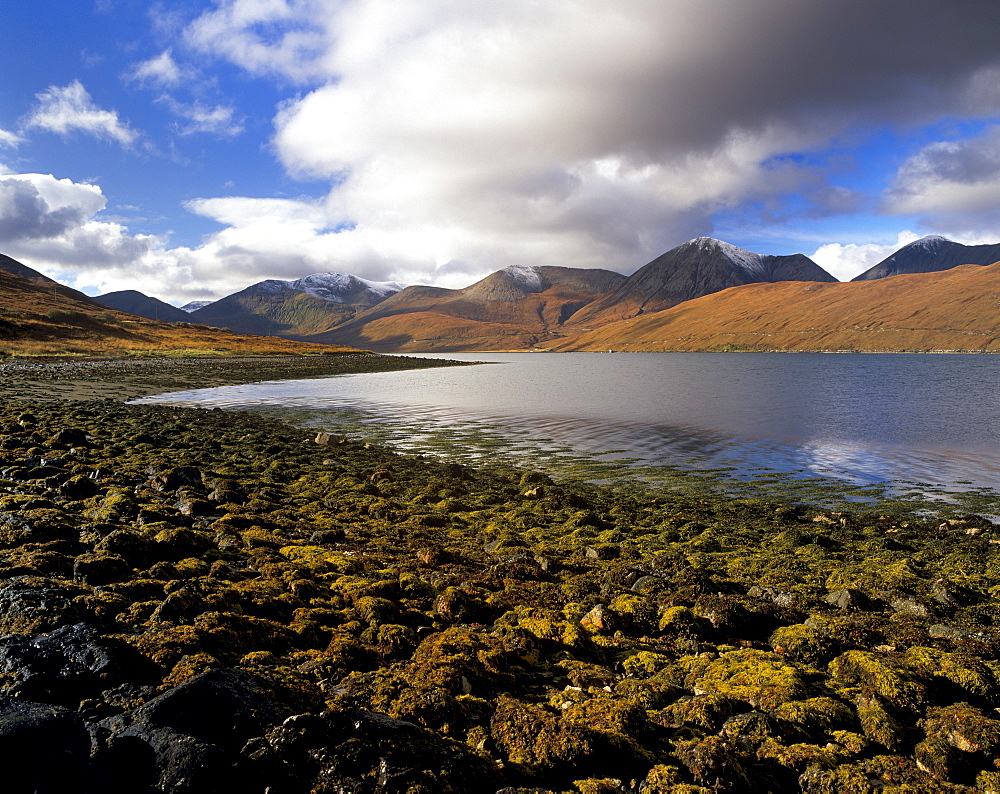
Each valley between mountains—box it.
[4,235,1000,356]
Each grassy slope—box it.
[0,270,359,357]
[554,263,1000,353]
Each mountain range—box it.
[188,273,406,337]
[2,234,999,354]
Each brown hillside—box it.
[307,266,625,352]
[553,263,1000,353]
[0,270,358,357]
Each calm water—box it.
[136,352,1000,497]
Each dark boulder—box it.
[102,668,284,794]
[0,695,92,793]
[0,622,158,704]
[253,708,500,792]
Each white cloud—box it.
[171,0,1000,283]
[0,174,105,243]
[166,101,244,137]
[809,232,922,282]
[0,128,22,148]
[883,126,1000,234]
[22,81,138,146]
[128,49,191,88]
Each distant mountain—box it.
[94,290,192,323]
[181,300,214,313]
[305,265,627,352]
[567,237,838,327]
[0,267,359,357]
[555,263,1000,353]
[851,236,1000,280]
[190,273,407,337]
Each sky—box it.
[1,0,1000,306]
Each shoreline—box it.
[0,352,470,402]
[0,357,998,791]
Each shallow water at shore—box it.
[135,352,1000,511]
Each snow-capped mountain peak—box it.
[903,235,950,251]
[254,272,407,303]
[500,265,545,291]
[688,237,766,276]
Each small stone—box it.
[580,604,612,633]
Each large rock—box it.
[253,708,501,792]
[102,668,282,794]
[0,622,157,704]
[0,695,92,793]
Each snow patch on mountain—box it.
[902,235,950,251]
[290,273,407,303]
[500,265,545,291]
[181,300,213,312]
[252,273,407,303]
[689,237,767,277]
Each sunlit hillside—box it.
[553,263,1000,353]
[0,270,360,357]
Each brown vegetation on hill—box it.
[553,263,1000,353]
[308,266,625,352]
[0,270,358,357]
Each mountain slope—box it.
[554,262,1000,353]
[94,290,192,323]
[852,236,1000,281]
[0,252,100,304]
[0,269,358,357]
[568,237,838,327]
[306,265,627,352]
[190,273,406,337]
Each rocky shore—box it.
[0,358,998,792]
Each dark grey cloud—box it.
[0,178,90,242]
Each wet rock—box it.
[0,623,157,704]
[259,707,499,792]
[890,597,931,618]
[0,695,93,794]
[147,466,203,493]
[74,552,131,585]
[103,669,281,794]
[0,578,85,635]
[824,588,870,610]
[59,474,100,500]
[48,428,91,448]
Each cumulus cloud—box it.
[883,126,1000,233]
[809,232,924,282]
[0,174,105,243]
[11,1,1000,300]
[22,81,138,146]
[172,0,1000,281]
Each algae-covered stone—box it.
[685,649,808,711]
[828,650,925,710]
[769,623,840,666]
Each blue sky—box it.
[2,0,999,305]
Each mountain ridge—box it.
[566,237,837,327]
[852,236,1000,281]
